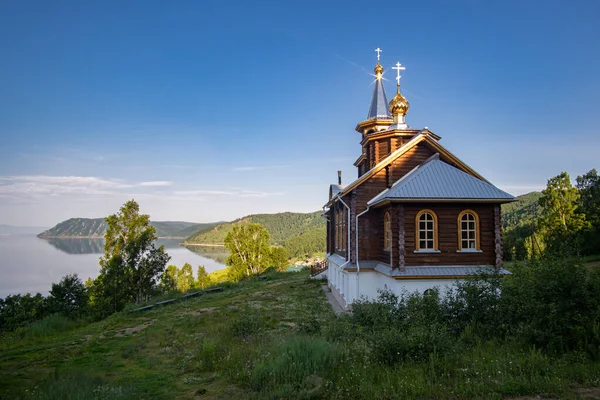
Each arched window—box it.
[383,212,391,251]
[415,209,438,251]
[458,210,480,251]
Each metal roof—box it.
[374,263,511,277]
[368,154,514,205]
[367,77,392,120]
[329,184,347,200]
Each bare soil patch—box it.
[115,320,155,337]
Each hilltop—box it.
[38,218,221,239]
[184,211,326,258]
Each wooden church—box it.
[324,49,514,309]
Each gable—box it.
[325,130,489,207]
[368,156,514,205]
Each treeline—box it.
[186,211,326,259]
[38,218,219,239]
[504,169,600,260]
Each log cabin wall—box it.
[355,143,438,262]
[403,203,496,266]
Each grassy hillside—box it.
[3,270,600,399]
[38,218,220,239]
[185,211,325,248]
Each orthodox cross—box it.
[375,47,382,62]
[392,62,406,86]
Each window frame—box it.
[383,211,392,251]
[457,209,481,252]
[335,203,346,252]
[415,209,439,252]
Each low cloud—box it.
[232,165,290,172]
[0,175,285,206]
[173,188,284,198]
[0,175,171,199]
[138,181,172,187]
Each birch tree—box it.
[224,223,271,280]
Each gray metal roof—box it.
[368,154,514,205]
[329,184,347,200]
[367,78,392,120]
[374,263,511,277]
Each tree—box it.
[539,172,589,254]
[159,265,179,294]
[177,263,194,292]
[224,223,272,280]
[47,274,88,318]
[270,246,289,271]
[576,169,600,254]
[0,293,47,333]
[576,169,600,225]
[94,200,170,313]
[196,265,211,289]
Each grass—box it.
[2,271,600,399]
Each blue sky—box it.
[0,0,598,226]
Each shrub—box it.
[370,324,453,365]
[442,272,502,338]
[500,257,600,354]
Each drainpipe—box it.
[355,206,370,303]
[332,195,351,307]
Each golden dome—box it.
[374,63,383,75]
[388,87,410,116]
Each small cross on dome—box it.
[375,48,382,62]
[392,62,406,86]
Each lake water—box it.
[0,234,228,298]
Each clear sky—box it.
[1,0,599,226]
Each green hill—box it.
[38,218,220,239]
[501,191,544,260]
[185,211,326,257]
[501,191,543,231]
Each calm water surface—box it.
[0,234,228,297]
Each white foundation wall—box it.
[327,260,462,307]
[354,272,458,302]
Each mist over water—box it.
[0,235,228,297]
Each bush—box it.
[371,324,453,365]
[47,274,88,318]
[442,272,502,339]
[500,257,600,354]
[0,293,48,333]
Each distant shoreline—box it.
[38,235,189,240]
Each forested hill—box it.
[184,211,326,256]
[38,218,221,239]
[501,191,543,231]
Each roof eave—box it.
[369,197,516,208]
